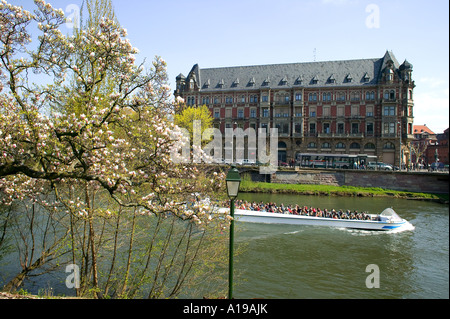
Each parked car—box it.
[242,159,256,165]
[430,162,445,171]
[367,162,393,171]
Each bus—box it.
[296,153,377,169]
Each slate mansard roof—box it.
[181,51,407,92]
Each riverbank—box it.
[240,178,449,204]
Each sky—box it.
[11,0,450,133]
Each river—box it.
[233,193,449,299]
[1,194,448,299]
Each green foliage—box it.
[174,104,213,141]
[240,177,446,201]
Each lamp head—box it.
[226,165,241,199]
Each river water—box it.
[1,194,447,299]
[233,193,449,299]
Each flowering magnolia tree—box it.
[0,0,230,298]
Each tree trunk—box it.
[3,249,49,293]
[85,184,102,299]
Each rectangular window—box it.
[310,106,316,117]
[337,106,344,117]
[276,123,289,134]
[366,122,374,135]
[295,93,302,101]
[238,109,244,119]
[383,122,395,134]
[260,123,268,133]
[323,123,330,134]
[383,106,395,116]
[309,123,316,134]
[295,123,302,133]
[262,95,269,102]
[352,123,359,134]
[366,106,373,117]
[250,109,256,118]
[262,108,269,118]
[323,106,330,117]
[337,123,344,134]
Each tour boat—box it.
[218,207,414,232]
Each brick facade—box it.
[175,51,415,166]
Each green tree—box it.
[174,104,213,142]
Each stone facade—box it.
[270,170,449,194]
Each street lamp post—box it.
[398,121,402,171]
[226,165,241,299]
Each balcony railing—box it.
[274,101,292,107]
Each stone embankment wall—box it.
[259,169,449,194]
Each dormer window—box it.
[217,79,225,88]
[262,77,270,86]
[363,72,370,82]
[295,76,303,85]
[328,74,336,84]
[203,79,210,88]
[346,74,353,83]
[386,68,394,82]
[280,76,288,86]
[248,77,255,87]
[311,75,319,84]
[232,78,239,87]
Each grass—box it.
[240,175,449,203]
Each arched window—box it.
[335,142,346,149]
[364,143,376,150]
[307,142,317,148]
[384,142,395,149]
[278,141,287,149]
[350,142,360,149]
[322,92,331,101]
[390,90,395,100]
[309,93,317,102]
[322,142,331,149]
[365,91,375,100]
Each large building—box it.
[175,51,415,166]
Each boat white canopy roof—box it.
[380,208,402,222]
